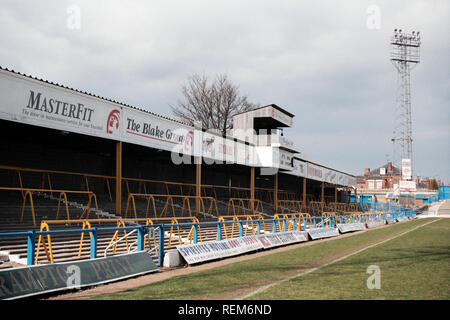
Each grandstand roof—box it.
[0,65,356,186]
[0,65,190,127]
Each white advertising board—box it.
[288,158,307,177]
[257,231,308,249]
[121,107,194,154]
[0,70,121,141]
[307,163,324,181]
[337,223,365,233]
[307,227,340,240]
[323,168,337,184]
[176,235,264,265]
[176,231,308,265]
[285,159,355,187]
[399,180,416,192]
[396,216,409,223]
[278,149,295,171]
[402,158,412,180]
[366,220,384,229]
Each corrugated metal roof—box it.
[0,66,357,179]
[0,65,191,127]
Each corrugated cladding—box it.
[438,186,450,200]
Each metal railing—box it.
[0,187,98,225]
[0,210,417,268]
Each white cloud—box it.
[0,0,448,181]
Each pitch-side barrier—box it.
[0,211,416,299]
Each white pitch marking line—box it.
[237,218,441,300]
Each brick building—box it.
[356,162,402,190]
[357,161,444,190]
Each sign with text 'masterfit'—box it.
[0,252,159,300]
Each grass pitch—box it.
[91,218,450,300]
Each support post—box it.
[274,173,278,213]
[196,160,201,215]
[335,186,338,203]
[27,231,36,266]
[217,221,222,241]
[321,181,325,205]
[90,228,97,259]
[158,224,165,267]
[250,167,255,214]
[116,141,122,215]
[193,223,198,244]
[302,177,307,204]
[137,226,144,251]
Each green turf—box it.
[90,218,449,300]
[250,218,450,299]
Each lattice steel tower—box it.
[390,29,421,175]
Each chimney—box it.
[364,168,370,177]
[387,162,393,173]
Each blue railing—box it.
[0,211,416,267]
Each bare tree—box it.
[171,73,257,134]
[429,178,439,190]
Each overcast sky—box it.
[1,0,448,182]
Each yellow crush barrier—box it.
[36,218,158,263]
[298,213,312,231]
[277,200,305,215]
[321,212,329,227]
[0,187,98,226]
[217,215,264,239]
[78,220,93,257]
[168,217,202,247]
[35,221,53,264]
[107,220,128,255]
[21,190,36,226]
[321,212,338,227]
[226,198,264,216]
[125,194,219,219]
[186,217,202,244]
